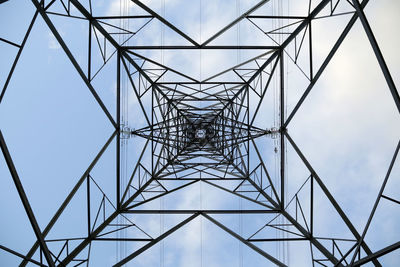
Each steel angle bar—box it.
[350,241,400,266]
[0,10,38,104]
[123,45,278,49]
[130,0,199,47]
[0,131,55,267]
[31,0,117,129]
[20,130,117,266]
[349,139,400,265]
[244,176,342,266]
[122,209,279,214]
[201,0,270,46]
[351,0,400,114]
[285,131,380,267]
[202,213,287,267]
[279,50,285,209]
[0,245,46,267]
[284,0,370,128]
[59,141,194,266]
[113,213,200,267]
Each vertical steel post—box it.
[280,49,285,209]
[117,50,121,210]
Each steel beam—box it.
[113,213,200,266]
[59,142,194,265]
[202,213,287,267]
[0,245,45,267]
[351,241,400,266]
[201,0,270,46]
[243,176,342,266]
[285,132,380,266]
[284,0,370,128]
[0,10,38,104]
[122,209,280,214]
[123,45,278,50]
[349,139,400,264]
[31,0,117,129]
[116,51,121,210]
[0,131,55,267]
[130,0,200,47]
[279,49,285,209]
[2,0,396,266]
[20,131,117,266]
[351,0,400,114]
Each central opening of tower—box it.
[183,116,216,147]
[195,129,206,139]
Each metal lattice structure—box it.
[0,0,399,266]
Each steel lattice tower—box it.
[0,0,399,266]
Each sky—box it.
[0,0,400,266]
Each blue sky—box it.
[1,0,400,266]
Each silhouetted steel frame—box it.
[0,0,397,266]
[0,131,55,267]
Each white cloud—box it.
[47,31,61,49]
[103,0,400,265]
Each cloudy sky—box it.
[0,0,399,266]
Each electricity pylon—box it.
[1,0,399,266]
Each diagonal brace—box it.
[0,131,55,267]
